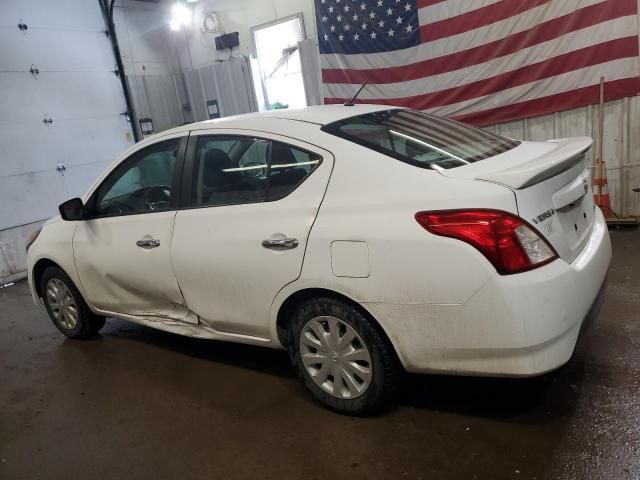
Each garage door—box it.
[0,0,133,281]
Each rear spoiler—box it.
[475,137,593,189]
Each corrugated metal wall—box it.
[127,74,185,135]
[486,95,640,217]
[114,0,186,139]
[181,57,258,122]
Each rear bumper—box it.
[366,208,612,377]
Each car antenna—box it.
[344,79,369,107]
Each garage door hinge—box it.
[29,64,40,79]
[42,115,53,126]
[17,20,28,34]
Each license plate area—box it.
[556,193,595,254]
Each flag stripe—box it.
[419,0,503,26]
[454,78,640,126]
[323,35,639,107]
[420,0,552,43]
[416,0,445,8]
[404,38,638,110]
[322,0,632,85]
[320,0,605,71]
[324,58,638,119]
[429,58,638,118]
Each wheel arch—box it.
[32,258,66,298]
[274,287,406,367]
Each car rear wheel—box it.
[40,266,105,339]
[289,297,399,415]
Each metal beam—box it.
[99,0,140,143]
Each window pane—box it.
[268,142,321,201]
[96,139,179,216]
[192,136,268,207]
[324,109,520,170]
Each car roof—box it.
[157,104,395,137]
[216,104,394,126]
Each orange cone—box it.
[592,158,615,218]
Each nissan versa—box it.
[27,105,611,414]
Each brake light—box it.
[415,210,558,275]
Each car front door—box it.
[73,134,193,321]
[171,130,334,338]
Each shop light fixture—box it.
[169,2,192,31]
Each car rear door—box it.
[171,129,334,339]
[73,133,192,321]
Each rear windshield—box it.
[322,109,520,170]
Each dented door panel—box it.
[73,211,189,320]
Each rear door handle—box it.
[136,238,161,249]
[262,237,298,249]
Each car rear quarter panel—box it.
[270,132,518,345]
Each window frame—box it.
[85,136,188,219]
[180,133,323,210]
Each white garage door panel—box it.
[0,0,104,31]
[0,0,134,277]
[0,162,114,231]
[0,116,131,178]
[0,29,114,72]
[0,72,125,124]
[0,170,64,230]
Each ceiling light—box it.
[169,2,192,31]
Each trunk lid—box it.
[442,137,596,262]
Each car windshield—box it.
[323,109,520,170]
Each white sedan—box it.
[26,105,611,414]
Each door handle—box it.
[262,237,298,249]
[136,238,161,249]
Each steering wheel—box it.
[137,185,171,210]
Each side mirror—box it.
[59,198,85,221]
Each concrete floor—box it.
[1,230,639,480]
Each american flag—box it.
[316,0,640,126]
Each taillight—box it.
[415,210,558,275]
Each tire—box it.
[289,297,400,415]
[40,266,105,339]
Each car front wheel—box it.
[289,297,399,415]
[40,266,105,339]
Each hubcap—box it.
[299,316,372,399]
[46,279,78,330]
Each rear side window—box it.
[190,136,321,207]
[323,109,520,170]
[269,142,321,201]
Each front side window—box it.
[323,109,520,170]
[190,136,321,207]
[95,138,180,216]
